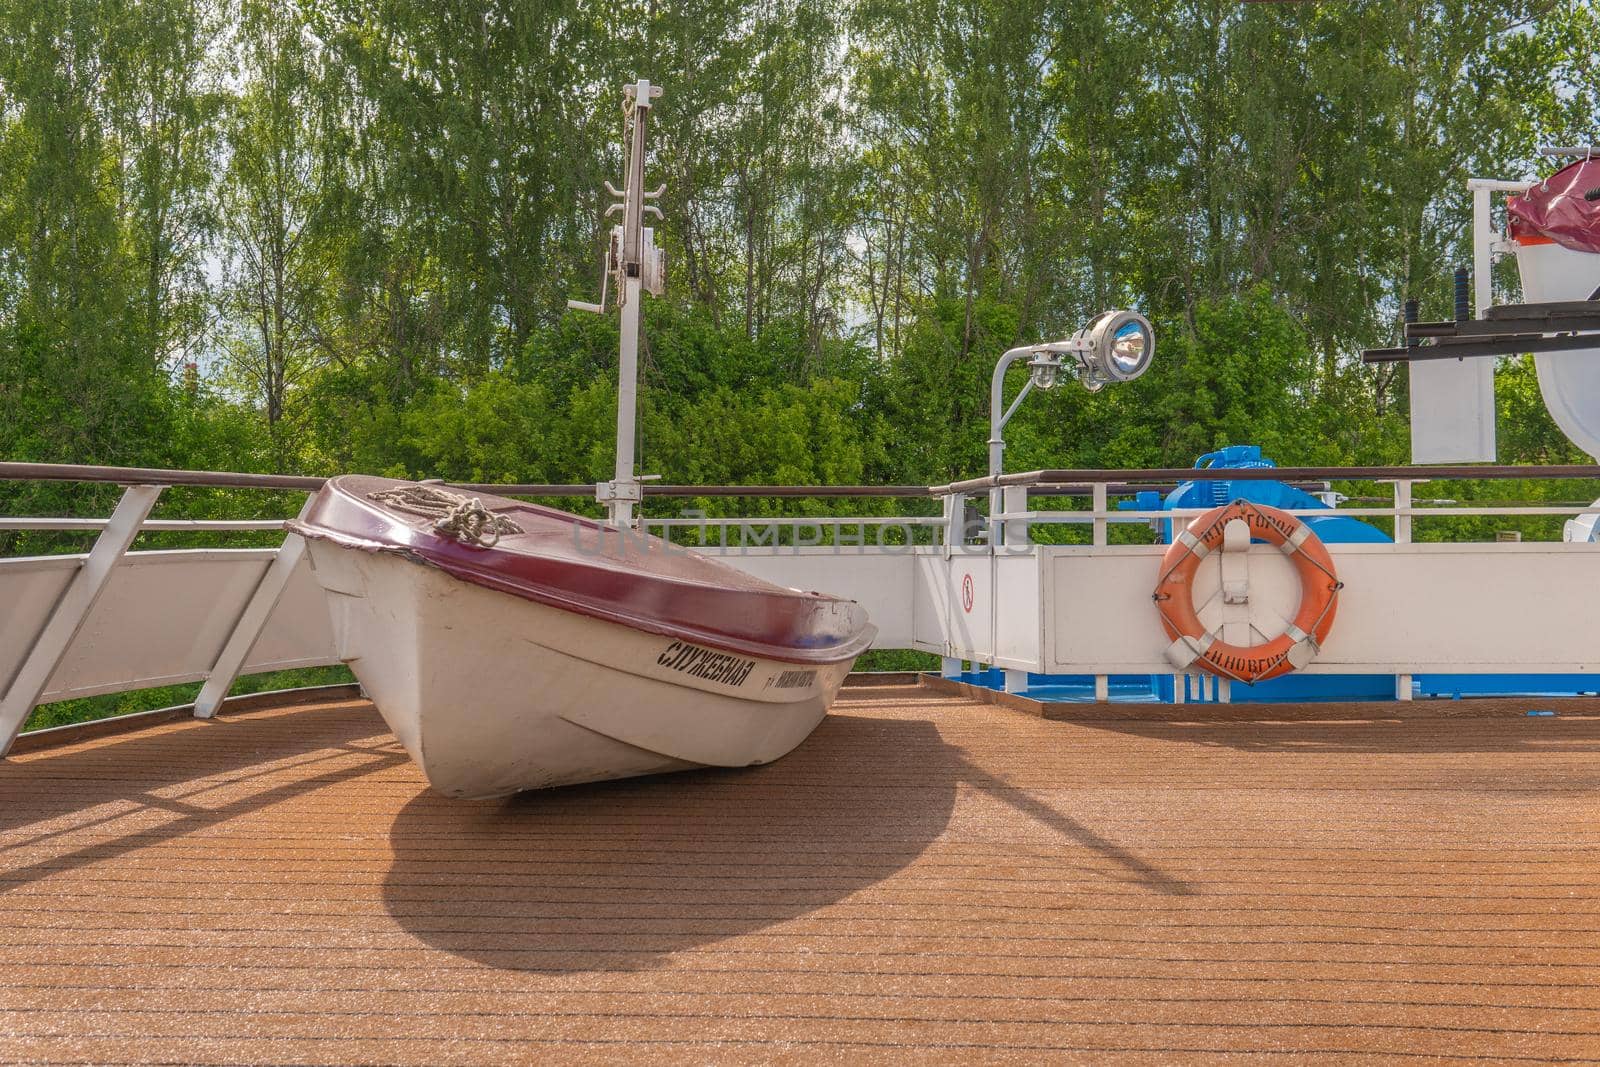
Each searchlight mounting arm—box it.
[567,79,668,525]
[986,311,1155,542]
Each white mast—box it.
[569,78,667,525]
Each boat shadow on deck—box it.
[380,712,965,974]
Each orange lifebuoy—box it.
[1152,500,1341,684]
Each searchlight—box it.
[1018,310,1156,396]
[1082,309,1155,384]
[987,309,1156,538]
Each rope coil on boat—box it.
[1152,500,1341,684]
[367,484,523,548]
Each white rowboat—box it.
[291,476,875,798]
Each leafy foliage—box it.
[0,2,1595,531]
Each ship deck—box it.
[3,683,1600,1063]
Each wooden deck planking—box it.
[2,685,1599,1064]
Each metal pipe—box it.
[931,464,1600,495]
[1472,184,1494,322]
[621,82,650,264]
[0,518,288,531]
[1,460,1579,499]
[471,481,1332,499]
[1366,332,1600,363]
[988,345,1044,538]
[608,78,658,527]
[1406,311,1600,337]
[630,484,930,498]
[0,462,328,489]
[612,268,643,525]
[0,463,940,498]
[455,483,603,496]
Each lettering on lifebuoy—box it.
[1152,500,1341,684]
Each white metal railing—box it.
[969,475,1600,548]
[7,461,1600,752]
[0,466,944,754]
[0,518,288,531]
[8,498,1597,544]
[999,503,1600,543]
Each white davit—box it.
[1508,156,1600,461]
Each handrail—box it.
[0,462,327,490]
[0,461,928,498]
[0,518,287,531]
[1003,505,1600,522]
[0,461,1317,499]
[931,464,1600,496]
[6,459,1599,502]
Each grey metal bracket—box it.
[193,499,314,719]
[1364,300,1600,363]
[0,484,163,756]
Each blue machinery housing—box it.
[963,445,1599,703]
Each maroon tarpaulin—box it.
[1508,157,1600,254]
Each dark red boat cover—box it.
[1507,157,1600,253]
[289,476,874,665]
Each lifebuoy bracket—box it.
[1283,627,1319,669]
[1166,634,1209,670]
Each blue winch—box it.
[1120,445,1393,702]
[1127,445,1390,547]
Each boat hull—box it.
[305,540,861,798]
[1514,239,1600,459]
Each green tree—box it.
[216,0,334,467]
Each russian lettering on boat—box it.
[656,640,757,687]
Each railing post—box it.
[1092,482,1108,547]
[943,493,966,558]
[1003,485,1029,548]
[193,496,315,719]
[1473,184,1493,322]
[0,484,163,755]
[1394,480,1412,544]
